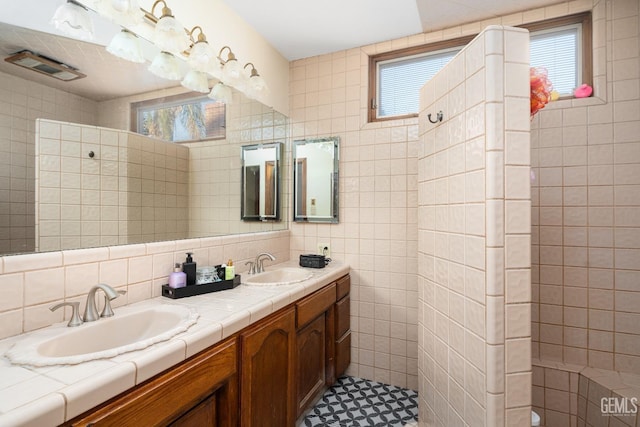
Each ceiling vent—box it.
[4,50,86,81]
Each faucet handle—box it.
[50,302,83,327]
[101,290,126,318]
[245,261,256,275]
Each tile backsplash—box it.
[0,230,289,340]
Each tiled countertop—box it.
[0,261,349,427]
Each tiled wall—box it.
[35,119,190,252]
[287,0,601,395]
[418,26,532,426]
[531,0,640,374]
[289,45,421,388]
[0,230,290,340]
[0,71,98,255]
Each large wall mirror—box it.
[0,4,288,256]
[241,143,282,221]
[293,137,339,223]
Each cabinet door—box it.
[296,314,326,417]
[170,393,216,427]
[241,307,296,427]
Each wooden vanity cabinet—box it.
[239,306,296,427]
[65,273,351,427]
[67,336,238,427]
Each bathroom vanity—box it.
[53,269,351,426]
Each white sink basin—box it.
[6,305,198,366]
[243,267,313,286]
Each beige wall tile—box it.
[24,268,64,306]
[0,273,24,312]
[65,263,100,297]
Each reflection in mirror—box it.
[241,143,282,221]
[293,137,339,223]
[0,11,288,256]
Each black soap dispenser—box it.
[183,252,197,286]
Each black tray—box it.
[162,275,241,299]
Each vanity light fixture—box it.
[148,51,182,80]
[53,0,269,100]
[94,0,144,27]
[181,70,210,93]
[187,26,216,72]
[51,0,94,41]
[244,62,269,98]
[208,81,233,104]
[106,29,145,63]
[150,0,189,54]
[218,46,243,86]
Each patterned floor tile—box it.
[299,376,418,427]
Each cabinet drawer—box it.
[335,295,350,338]
[296,283,336,328]
[336,275,350,301]
[335,332,351,378]
[71,337,237,426]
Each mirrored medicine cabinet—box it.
[241,142,283,221]
[293,137,339,223]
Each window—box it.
[368,12,592,122]
[377,48,460,118]
[132,93,226,143]
[524,13,592,98]
[368,36,474,122]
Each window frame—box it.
[367,12,592,123]
[130,92,226,143]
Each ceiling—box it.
[221,0,567,60]
[0,0,567,101]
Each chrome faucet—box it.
[83,284,121,323]
[254,252,276,273]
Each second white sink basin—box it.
[6,305,198,366]
[243,267,313,286]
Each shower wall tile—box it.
[531,0,640,377]
[419,25,531,427]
